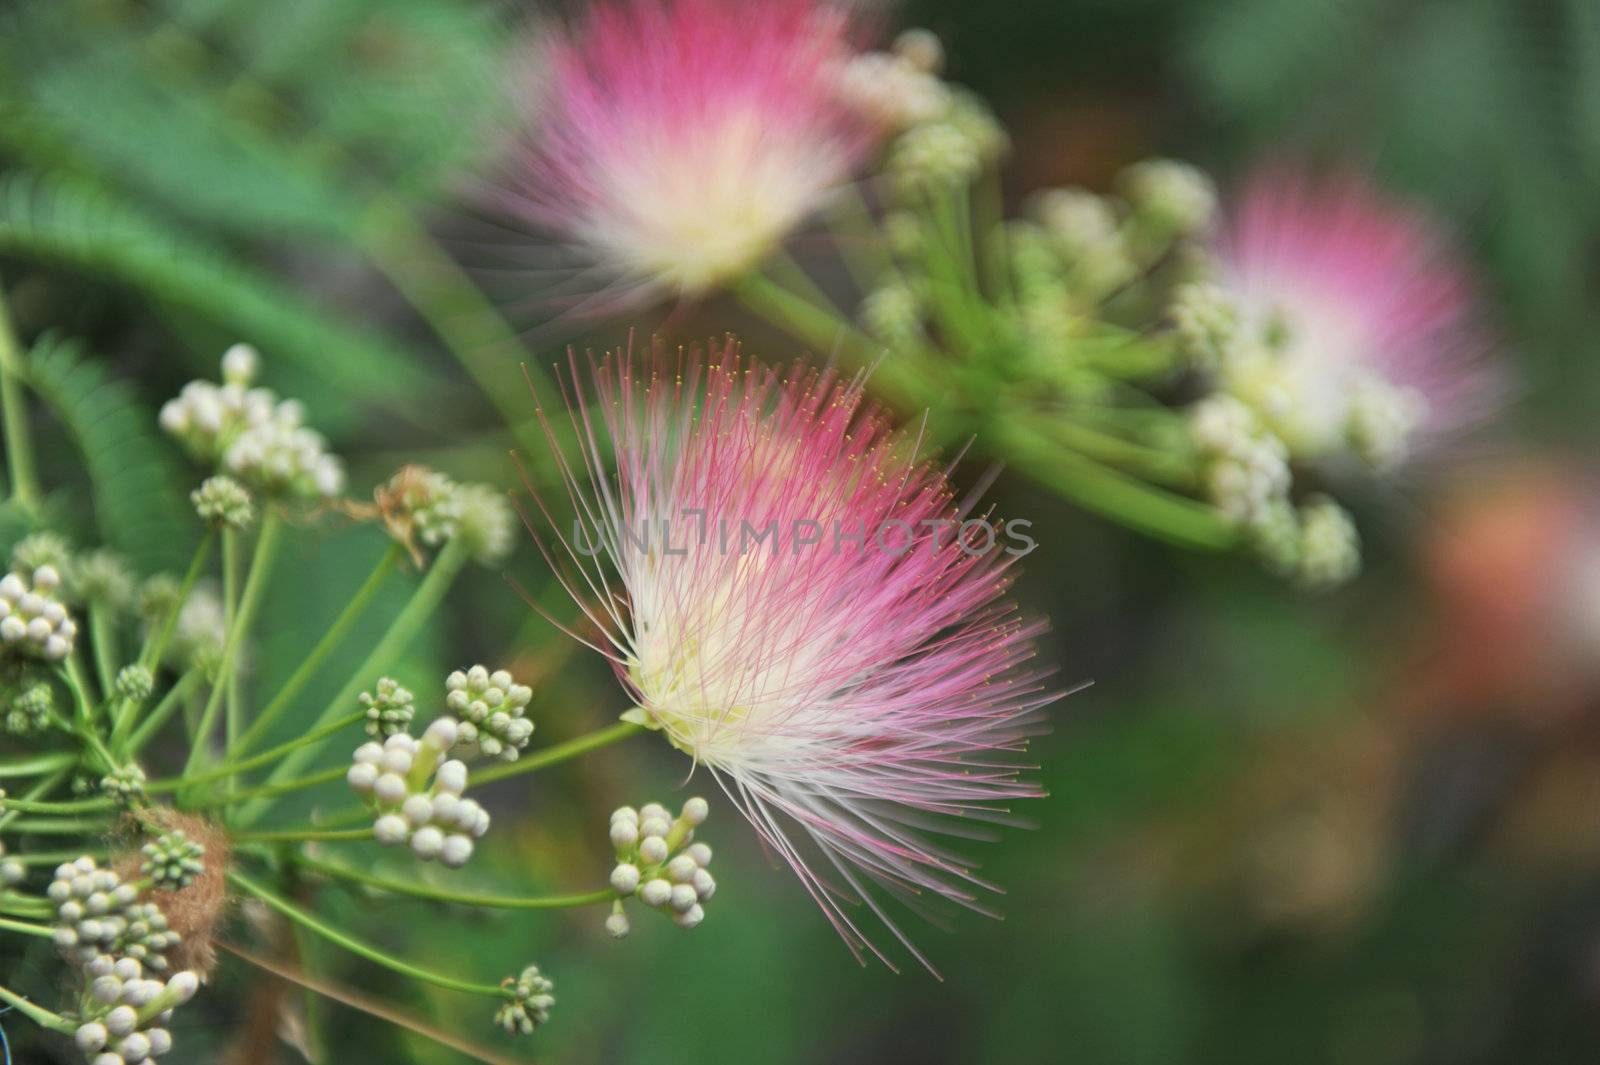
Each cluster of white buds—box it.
[494,965,555,1036]
[100,765,147,809]
[1170,282,1239,368]
[453,483,515,564]
[223,406,344,499]
[48,858,180,970]
[158,345,277,463]
[861,280,926,349]
[836,28,951,131]
[72,958,198,1065]
[190,475,254,529]
[375,467,514,564]
[10,531,72,582]
[73,552,136,612]
[115,665,154,706]
[444,665,533,762]
[360,677,415,738]
[605,798,714,936]
[1190,396,1292,528]
[0,565,77,662]
[1294,495,1362,590]
[160,345,343,499]
[1346,375,1428,473]
[1,839,24,887]
[5,672,54,733]
[1119,159,1218,239]
[888,120,984,193]
[346,719,489,867]
[164,583,225,678]
[139,830,205,892]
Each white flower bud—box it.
[692,868,717,900]
[681,796,709,825]
[373,814,409,844]
[434,759,468,796]
[410,826,444,859]
[220,343,259,386]
[669,884,698,914]
[373,773,408,805]
[673,903,705,929]
[605,909,631,939]
[686,842,713,867]
[105,1005,138,1036]
[423,716,459,750]
[666,855,697,884]
[401,794,434,826]
[439,834,474,868]
[639,879,672,907]
[75,1022,109,1052]
[638,835,669,865]
[346,762,378,793]
[610,863,641,895]
[117,1032,151,1061]
[609,820,639,849]
[147,1028,173,1055]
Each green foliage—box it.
[0,173,434,421]
[22,332,195,573]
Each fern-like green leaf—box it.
[23,333,196,574]
[0,172,437,423]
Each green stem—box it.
[0,915,53,938]
[149,711,364,794]
[3,817,109,835]
[733,272,927,411]
[181,764,346,811]
[122,670,202,755]
[142,528,216,673]
[230,826,373,845]
[229,870,509,999]
[297,855,614,910]
[230,543,401,758]
[0,981,75,1034]
[89,604,120,701]
[0,752,75,779]
[0,278,41,515]
[0,794,115,814]
[222,523,244,759]
[5,846,111,866]
[0,768,69,833]
[183,508,284,777]
[987,418,1238,551]
[471,720,646,787]
[238,538,470,826]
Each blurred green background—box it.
[4,0,1600,1062]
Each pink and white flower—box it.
[522,340,1054,971]
[509,0,873,301]
[1213,166,1496,468]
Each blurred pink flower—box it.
[523,340,1053,971]
[509,0,872,302]
[1216,166,1498,465]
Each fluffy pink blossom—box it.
[521,340,1053,971]
[509,0,873,301]
[1215,166,1496,466]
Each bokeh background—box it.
[5,0,1600,1062]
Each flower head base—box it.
[191,476,254,529]
[1212,166,1495,465]
[512,0,872,299]
[115,665,155,706]
[101,765,148,809]
[375,467,513,565]
[443,665,533,761]
[0,566,77,662]
[140,831,206,892]
[495,965,554,1036]
[73,551,136,612]
[346,719,490,868]
[360,677,416,739]
[4,667,55,733]
[605,799,714,933]
[525,341,1053,970]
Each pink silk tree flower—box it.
[508,0,874,303]
[522,340,1055,972]
[1212,166,1497,470]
